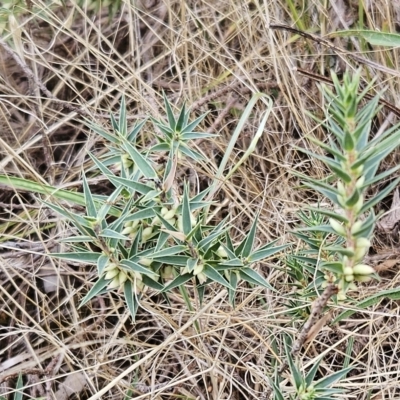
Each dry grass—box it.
[1,0,400,399]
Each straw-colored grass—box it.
[1,1,400,399]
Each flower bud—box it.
[351,195,364,214]
[193,263,204,276]
[105,268,119,280]
[108,276,121,289]
[351,220,364,235]
[122,226,137,235]
[165,218,176,226]
[176,215,184,232]
[329,218,346,236]
[337,194,347,208]
[347,282,357,290]
[161,265,173,279]
[161,207,169,216]
[354,275,372,282]
[103,262,118,272]
[138,257,152,267]
[196,272,207,284]
[343,266,353,276]
[353,264,375,275]
[345,274,354,282]
[355,175,365,189]
[337,181,346,196]
[118,271,128,285]
[142,226,153,242]
[216,246,228,258]
[163,209,176,220]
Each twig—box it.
[278,283,338,375]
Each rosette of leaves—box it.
[49,95,287,319]
[294,69,400,300]
[269,336,352,400]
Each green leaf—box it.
[121,260,158,277]
[182,183,192,236]
[333,287,400,324]
[203,265,233,289]
[141,274,164,291]
[82,174,97,218]
[284,336,303,389]
[149,245,187,258]
[295,147,352,182]
[322,246,355,257]
[314,366,353,389]
[99,228,129,240]
[97,254,109,275]
[330,29,400,47]
[163,273,193,292]
[86,120,119,143]
[305,357,322,387]
[236,213,259,258]
[105,175,154,195]
[79,277,109,308]
[120,140,157,179]
[343,130,355,151]
[175,102,186,132]
[14,373,24,400]
[127,120,147,142]
[248,243,289,262]
[239,268,276,291]
[181,132,215,140]
[123,280,140,320]
[320,261,343,274]
[0,175,120,217]
[360,177,400,214]
[181,112,208,134]
[306,207,349,223]
[51,252,101,263]
[163,92,176,130]
[153,256,190,266]
[119,95,127,136]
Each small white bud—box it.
[105,268,119,280]
[355,175,365,189]
[161,207,169,216]
[216,246,228,258]
[163,209,176,220]
[193,264,204,275]
[108,276,121,289]
[351,220,364,235]
[345,274,354,282]
[343,267,353,276]
[142,226,153,242]
[329,218,346,236]
[118,271,128,285]
[337,181,346,196]
[138,258,152,267]
[353,264,375,275]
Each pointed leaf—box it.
[239,268,276,291]
[51,252,101,263]
[121,140,157,179]
[119,95,127,136]
[79,277,109,307]
[314,366,353,389]
[123,280,140,320]
[248,243,289,262]
[163,273,193,292]
[203,265,233,289]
